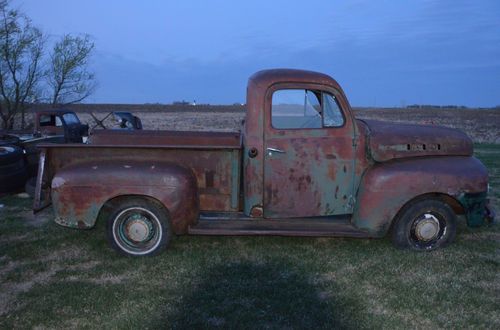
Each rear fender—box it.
[51,160,199,234]
[352,156,488,236]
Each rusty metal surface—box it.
[243,69,365,218]
[352,156,488,236]
[89,129,241,148]
[51,159,198,234]
[36,68,491,241]
[43,145,241,214]
[41,144,241,232]
[34,110,75,135]
[263,84,367,217]
[33,149,49,211]
[360,119,473,162]
[189,215,370,237]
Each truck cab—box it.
[33,110,88,143]
[243,69,364,219]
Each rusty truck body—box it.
[34,69,494,256]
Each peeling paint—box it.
[51,177,66,189]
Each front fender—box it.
[352,156,488,236]
[51,160,198,234]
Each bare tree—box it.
[47,34,95,106]
[0,0,44,129]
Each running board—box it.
[188,212,370,237]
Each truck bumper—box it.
[458,192,495,227]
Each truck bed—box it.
[37,130,242,212]
[89,129,241,148]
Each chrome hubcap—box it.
[112,206,163,255]
[415,213,440,241]
[125,218,151,242]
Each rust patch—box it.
[205,170,215,188]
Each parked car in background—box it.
[0,109,88,194]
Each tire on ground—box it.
[0,134,20,147]
[0,145,23,166]
[105,197,172,256]
[0,161,28,194]
[391,199,457,251]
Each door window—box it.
[271,89,344,129]
[39,115,63,127]
[39,115,54,127]
[62,113,80,125]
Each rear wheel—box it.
[0,134,20,147]
[0,145,27,194]
[0,145,23,166]
[106,198,172,256]
[391,199,457,251]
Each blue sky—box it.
[12,0,500,107]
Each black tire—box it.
[106,198,172,256]
[0,162,28,194]
[0,134,20,147]
[0,158,25,175]
[0,145,23,166]
[391,199,457,251]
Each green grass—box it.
[1,145,499,329]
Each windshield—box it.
[62,113,80,125]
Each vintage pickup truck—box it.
[33,69,494,256]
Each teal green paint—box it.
[83,201,102,227]
[230,149,240,210]
[263,134,355,217]
[458,192,488,227]
[52,190,101,229]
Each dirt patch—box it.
[15,210,53,227]
[12,106,500,143]
[0,233,30,244]
[0,263,62,316]
[0,248,92,316]
[460,232,500,242]
[67,260,101,271]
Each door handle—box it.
[267,147,285,155]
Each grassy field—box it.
[0,145,499,328]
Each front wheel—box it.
[391,199,457,251]
[106,198,172,256]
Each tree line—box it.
[0,0,95,129]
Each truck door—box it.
[263,85,356,218]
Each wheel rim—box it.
[410,212,447,249]
[112,207,163,255]
[0,146,15,155]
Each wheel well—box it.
[393,193,465,225]
[387,193,463,236]
[97,194,170,224]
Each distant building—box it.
[172,100,190,106]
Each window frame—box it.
[268,86,346,131]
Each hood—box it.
[359,119,473,162]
